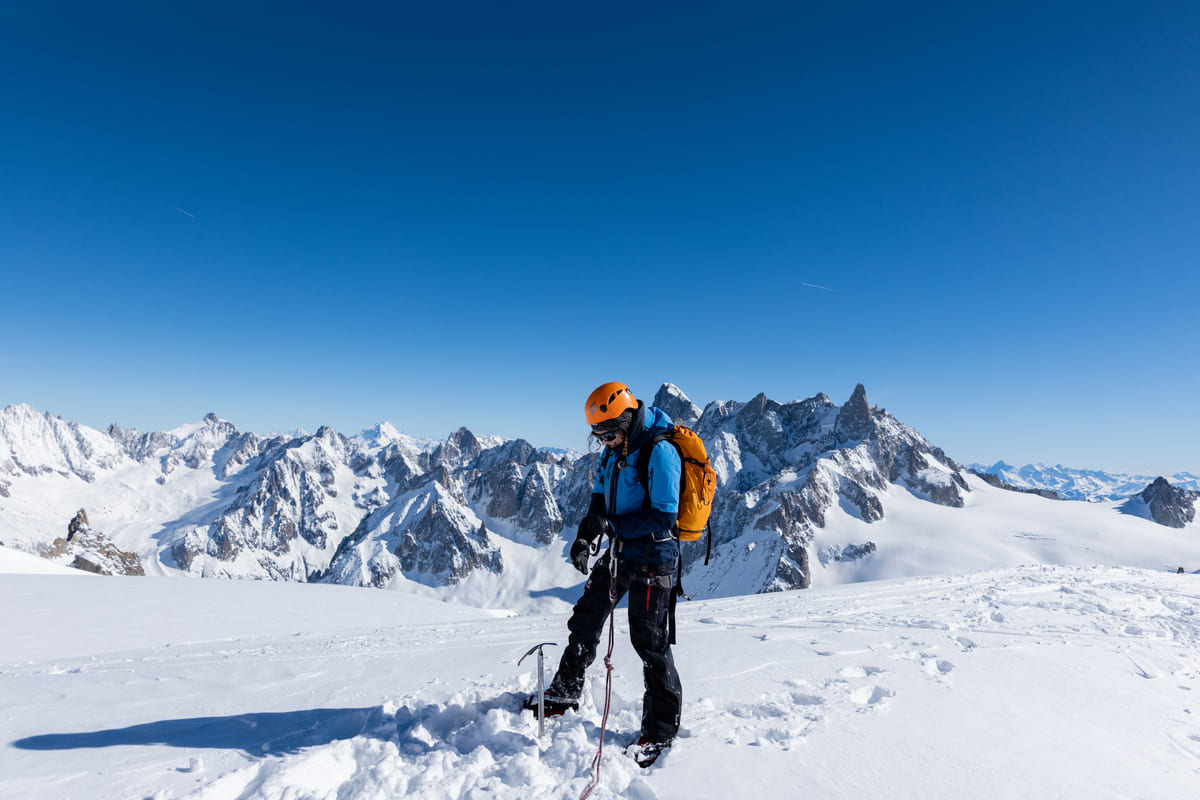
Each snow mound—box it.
[0,544,87,575]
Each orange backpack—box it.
[637,423,716,564]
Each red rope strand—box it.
[578,562,620,800]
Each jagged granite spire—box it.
[834,383,872,443]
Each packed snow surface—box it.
[4,559,1200,799]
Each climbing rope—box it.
[579,553,620,800]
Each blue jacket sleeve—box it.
[614,440,680,539]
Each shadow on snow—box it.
[12,694,543,759]
[13,707,389,756]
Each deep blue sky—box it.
[2,1,1197,473]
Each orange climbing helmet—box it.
[584,382,637,426]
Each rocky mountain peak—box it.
[447,426,480,449]
[834,383,873,443]
[430,427,483,471]
[43,507,144,576]
[1141,476,1171,499]
[652,383,702,425]
[742,392,772,420]
[1139,477,1197,528]
[67,508,90,540]
[314,425,343,443]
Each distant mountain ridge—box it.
[2,388,1197,606]
[968,460,1200,502]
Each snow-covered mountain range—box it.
[2,385,1197,611]
[969,460,1200,502]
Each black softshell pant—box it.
[545,553,682,743]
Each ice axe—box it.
[518,641,557,739]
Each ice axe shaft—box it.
[519,641,557,739]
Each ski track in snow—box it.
[4,565,1200,799]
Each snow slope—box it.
[805,473,1200,584]
[688,472,1200,599]
[3,561,1199,799]
[0,544,87,576]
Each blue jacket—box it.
[589,402,681,567]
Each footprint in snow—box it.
[837,665,887,679]
[923,658,955,677]
[849,685,895,710]
[707,692,824,749]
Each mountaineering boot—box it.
[629,735,672,768]
[521,695,578,719]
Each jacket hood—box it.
[627,401,673,452]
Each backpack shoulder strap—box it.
[636,428,674,511]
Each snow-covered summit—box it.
[0,403,126,484]
[354,422,439,452]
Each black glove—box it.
[570,537,594,574]
[570,514,612,574]
[578,513,612,544]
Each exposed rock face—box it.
[834,383,873,443]
[517,463,564,544]
[396,498,502,584]
[109,412,244,476]
[652,383,703,426]
[319,483,503,588]
[44,508,144,576]
[429,427,483,471]
[690,383,970,593]
[1139,477,1198,529]
[819,541,877,565]
[170,426,355,580]
[163,417,579,587]
[68,508,90,539]
[484,460,524,519]
[555,452,601,527]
